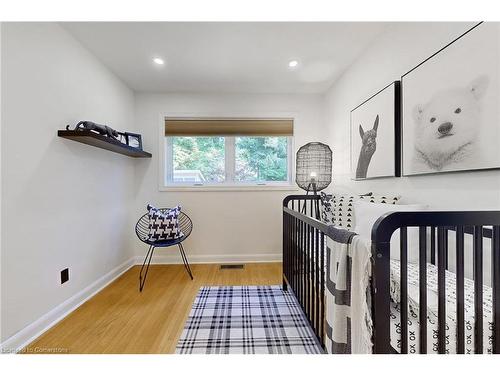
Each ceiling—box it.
[62,22,389,94]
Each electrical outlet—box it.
[60,268,69,284]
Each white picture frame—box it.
[402,22,500,176]
[350,81,400,180]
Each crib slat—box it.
[302,225,308,316]
[444,228,449,270]
[291,216,295,294]
[431,226,436,265]
[292,216,296,294]
[308,224,313,327]
[419,226,427,354]
[289,213,292,283]
[303,222,308,317]
[295,217,298,295]
[296,219,300,302]
[473,225,483,354]
[288,214,292,289]
[292,217,299,294]
[304,224,311,318]
[297,217,300,297]
[320,231,325,345]
[310,225,314,333]
[295,217,299,300]
[287,215,295,288]
[309,225,313,324]
[437,227,446,354]
[288,214,291,289]
[286,213,290,286]
[283,213,287,288]
[456,226,465,354]
[309,224,313,321]
[493,225,500,354]
[400,227,408,354]
[295,217,299,296]
[289,215,292,290]
[302,220,306,310]
[310,226,314,324]
[300,220,305,308]
[315,227,320,340]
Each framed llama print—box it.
[350,81,400,180]
[402,22,500,176]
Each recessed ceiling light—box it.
[288,60,299,68]
[153,57,165,65]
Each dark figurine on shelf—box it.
[66,121,119,139]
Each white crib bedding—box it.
[302,234,494,353]
[389,260,494,354]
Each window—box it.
[163,118,294,188]
[234,137,288,183]
[172,136,225,183]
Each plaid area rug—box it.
[176,285,324,354]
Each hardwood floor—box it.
[25,262,282,354]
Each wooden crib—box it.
[282,194,500,354]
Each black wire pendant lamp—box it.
[295,142,332,216]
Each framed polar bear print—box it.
[402,22,500,176]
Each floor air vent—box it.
[220,264,244,270]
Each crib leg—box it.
[282,277,288,291]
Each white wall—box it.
[324,22,500,284]
[133,92,324,263]
[1,23,137,342]
[324,22,500,209]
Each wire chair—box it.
[135,209,194,292]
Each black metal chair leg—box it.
[139,245,155,292]
[178,243,194,280]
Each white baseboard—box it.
[0,252,281,353]
[0,257,135,354]
[133,252,282,265]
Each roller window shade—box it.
[164,118,294,137]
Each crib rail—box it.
[283,194,321,219]
[283,195,326,347]
[372,211,500,354]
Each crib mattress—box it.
[389,260,494,354]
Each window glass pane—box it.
[235,137,288,182]
[172,137,225,183]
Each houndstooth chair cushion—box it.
[147,204,184,241]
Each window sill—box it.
[159,185,299,192]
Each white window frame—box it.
[158,112,298,192]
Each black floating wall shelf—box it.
[58,130,152,158]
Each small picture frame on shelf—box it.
[124,132,143,150]
[117,132,128,145]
